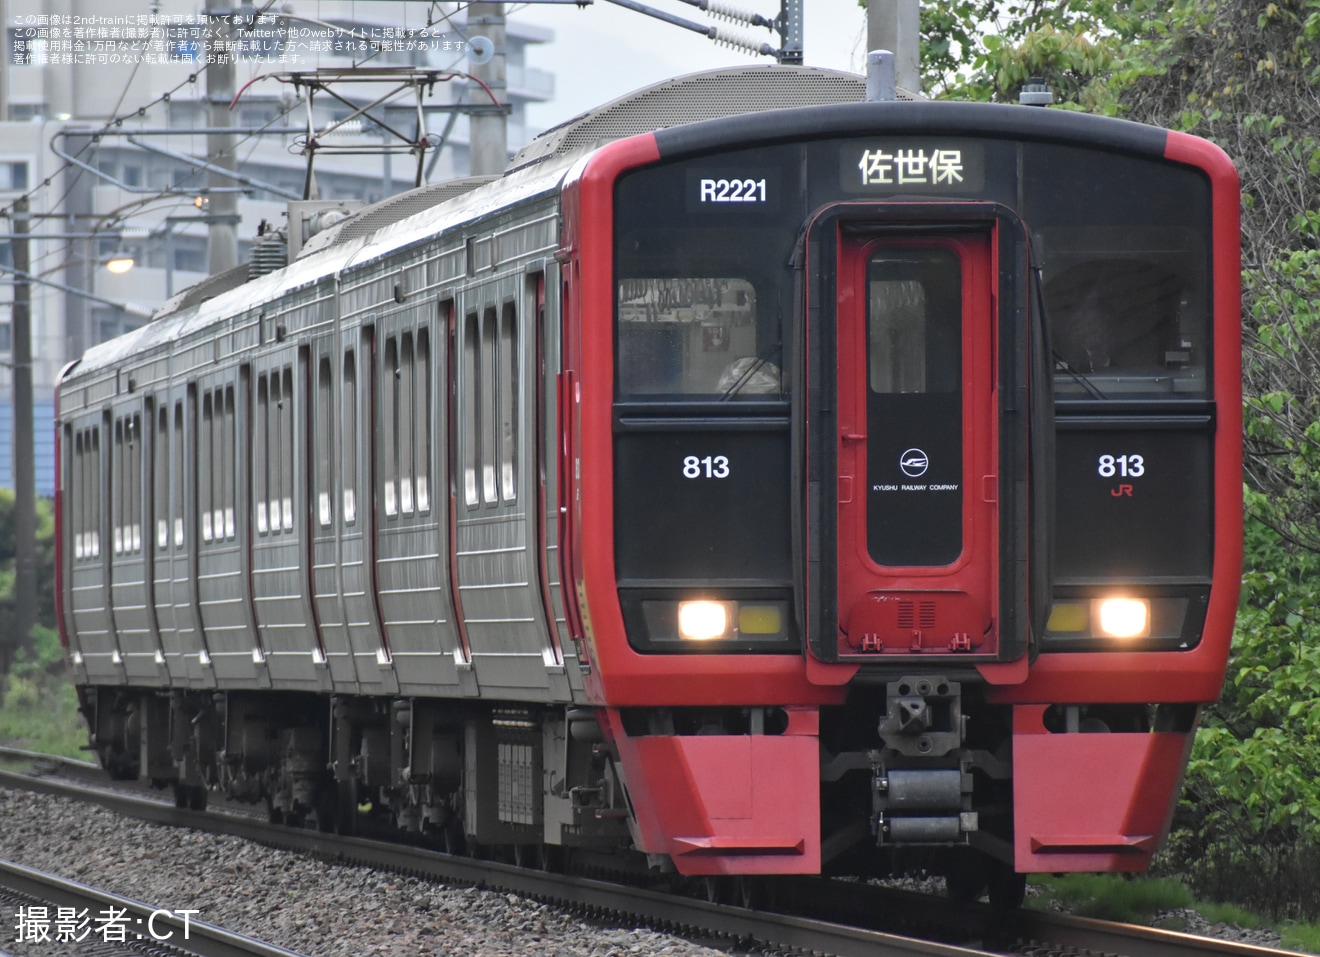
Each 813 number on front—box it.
[683,455,730,479]
[1098,453,1145,477]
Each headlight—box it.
[1042,594,1196,651]
[1046,597,1151,639]
[1095,598,1149,639]
[628,595,794,651]
[677,600,734,641]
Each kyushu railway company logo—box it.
[900,449,929,477]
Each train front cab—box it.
[562,105,1241,887]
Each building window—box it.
[0,161,29,191]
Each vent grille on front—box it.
[897,602,938,630]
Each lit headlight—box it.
[677,600,734,641]
[1042,594,1191,651]
[630,596,793,651]
[1095,597,1150,639]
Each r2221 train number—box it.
[683,455,730,479]
[698,178,768,203]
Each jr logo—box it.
[899,448,929,477]
[1111,484,1134,498]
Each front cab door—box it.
[833,231,1000,661]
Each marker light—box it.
[1094,597,1150,639]
[739,603,783,635]
[1045,601,1089,633]
[677,600,733,641]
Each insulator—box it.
[703,0,772,28]
[712,25,777,58]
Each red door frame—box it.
[834,231,1000,660]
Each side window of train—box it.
[384,336,399,517]
[255,372,292,536]
[463,312,480,506]
[343,350,357,525]
[400,332,415,514]
[200,393,214,542]
[382,327,433,520]
[256,376,270,534]
[223,387,236,539]
[417,326,432,513]
[480,307,498,504]
[73,426,102,561]
[199,387,237,544]
[112,413,142,556]
[460,303,517,509]
[499,302,517,503]
[316,357,333,527]
[155,406,169,549]
[173,403,184,547]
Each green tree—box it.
[874,0,1148,104]
[882,0,1320,916]
[0,490,58,671]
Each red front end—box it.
[555,105,1240,885]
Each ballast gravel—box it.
[0,787,738,957]
[0,786,1291,957]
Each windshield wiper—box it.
[1031,264,1107,400]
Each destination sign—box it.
[840,141,985,193]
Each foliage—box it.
[897,0,1320,922]
[871,0,1162,105]
[0,490,58,669]
[1158,511,1320,919]
[0,626,87,761]
[1283,921,1320,953]
[1092,0,1320,921]
[1026,873,1195,923]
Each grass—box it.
[1284,924,1320,954]
[1027,873,1194,923]
[0,671,88,759]
[1028,874,1320,954]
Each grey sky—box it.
[507,0,870,128]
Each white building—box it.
[0,0,553,493]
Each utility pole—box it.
[867,0,921,94]
[466,2,507,176]
[206,8,239,275]
[11,196,36,664]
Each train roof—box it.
[65,64,1196,385]
[507,64,876,171]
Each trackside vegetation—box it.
[913,0,1320,930]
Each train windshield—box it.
[1037,226,1208,398]
[1023,144,1213,399]
[617,276,783,398]
[614,151,796,403]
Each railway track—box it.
[0,748,1304,957]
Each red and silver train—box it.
[56,66,1241,904]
